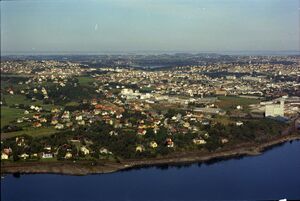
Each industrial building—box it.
[265,100,284,117]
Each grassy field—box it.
[3,94,57,110]
[216,96,260,112]
[65,101,80,107]
[77,76,94,86]
[213,115,234,125]
[1,127,57,139]
[4,94,33,106]
[1,106,25,127]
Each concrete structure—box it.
[265,100,284,117]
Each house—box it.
[221,138,229,144]
[1,153,9,160]
[137,129,147,136]
[153,127,159,134]
[31,153,38,158]
[99,147,112,155]
[33,122,42,128]
[236,121,244,126]
[17,118,24,123]
[116,113,123,119]
[64,152,72,159]
[33,114,41,120]
[165,138,174,148]
[41,87,48,95]
[75,115,83,121]
[44,146,51,151]
[136,145,145,152]
[149,141,158,148]
[51,108,60,113]
[94,109,101,115]
[19,153,29,159]
[109,131,118,136]
[40,118,47,123]
[201,121,210,126]
[91,99,98,105]
[215,89,227,96]
[183,122,190,128]
[80,146,90,155]
[55,123,64,130]
[203,132,210,139]
[3,148,12,155]
[171,116,178,121]
[29,106,41,112]
[16,137,25,146]
[77,120,85,125]
[42,152,53,159]
[236,105,243,110]
[51,119,58,125]
[66,122,73,128]
[193,138,207,145]
[61,111,70,119]
[8,89,14,95]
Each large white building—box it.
[265,100,284,117]
[120,88,141,99]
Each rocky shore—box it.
[1,134,300,176]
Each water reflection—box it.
[12,173,21,178]
[2,140,300,201]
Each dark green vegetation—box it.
[1,117,287,162]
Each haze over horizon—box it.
[1,0,299,55]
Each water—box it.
[2,141,300,201]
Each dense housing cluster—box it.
[1,54,299,162]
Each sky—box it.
[1,0,299,54]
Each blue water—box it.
[1,141,300,201]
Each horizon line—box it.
[1,50,300,57]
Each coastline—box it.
[1,134,300,176]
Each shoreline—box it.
[1,134,300,176]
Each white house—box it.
[80,146,90,155]
[1,153,9,160]
[42,152,53,159]
[193,138,207,145]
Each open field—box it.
[4,94,33,106]
[216,96,260,111]
[1,106,25,127]
[1,127,57,139]
[77,76,94,86]
[3,94,57,110]
[213,115,235,125]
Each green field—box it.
[77,76,94,86]
[216,96,260,112]
[1,127,57,139]
[213,115,234,125]
[1,106,25,127]
[3,94,56,110]
[65,101,80,107]
[4,94,33,106]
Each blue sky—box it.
[1,0,299,54]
